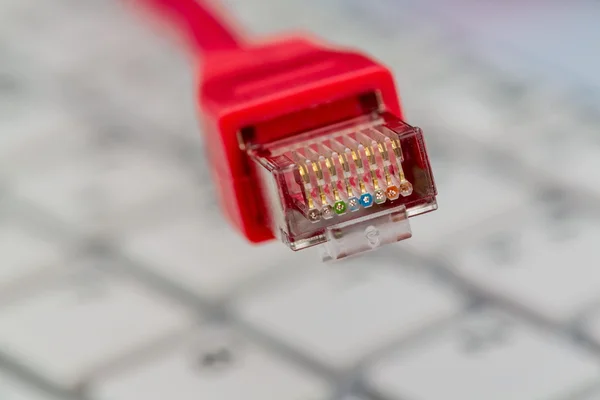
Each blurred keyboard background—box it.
[1,0,600,399]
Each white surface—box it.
[391,0,600,95]
[452,216,600,322]
[0,260,194,387]
[1,0,600,399]
[521,130,600,199]
[14,147,199,231]
[406,159,525,253]
[0,373,58,400]
[235,256,464,369]
[582,310,600,347]
[0,224,63,288]
[121,213,292,300]
[92,328,331,400]
[0,107,91,179]
[368,310,600,400]
[584,389,600,400]
[422,78,519,142]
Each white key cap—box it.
[121,212,291,300]
[14,148,197,230]
[520,130,600,198]
[451,211,600,322]
[0,223,63,288]
[582,308,600,347]
[0,105,91,178]
[368,310,600,400]
[14,160,93,227]
[417,74,567,144]
[92,326,331,400]
[0,259,193,387]
[416,57,574,145]
[405,149,525,254]
[422,79,513,142]
[583,389,600,400]
[0,45,91,177]
[0,372,58,400]
[235,254,464,369]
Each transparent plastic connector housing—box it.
[248,111,437,260]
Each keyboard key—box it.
[14,147,198,230]
[451,209,600,322]
[581,308,600,347]
[0,105,91,178]
[121,212,291,300]
[368,309,600,400]
[338,396,368,400]
[583,389,600,400]
[422,79,514,142]
[0,258,194,387]
[416,72,567,144]
[414,52,575,146]
[235,253,464,369]
[0,372,58,400]
[0,223,63,289]
[92,326,332,400]
[62,21,197,144]
[14,159,94,228]
[404,144,526,254]
[520,130,600,198]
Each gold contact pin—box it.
[298,163,309,184]
[311,158,323,180]
[395,159,413,197]
[377,142,393,185]
[324,156,339,201]
[366,144,381,189]
[332,151,352,197]
[359,180,366,194]
[333,186,341,201]
[351,149,362,169]
[295,161,315,208]
[307,160,327,206]
[324,157,335,176]
[399,166,406,181]
[393,140,402,158]
[364,145,375,165]
[377,142,388,161]
[337,153,348,172]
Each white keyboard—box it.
[367,309,600,400]
[0,221,64,290]
[235,253,464,370]
[2,0,600,399]
[0,372,59,400]
[0,258,195,388]
[92,326,332,400]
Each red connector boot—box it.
[137,0,437,260]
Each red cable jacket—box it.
[139,0,243,53]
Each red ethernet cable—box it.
[136,0,438,261]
